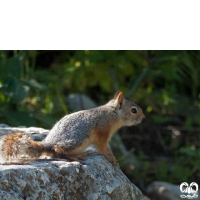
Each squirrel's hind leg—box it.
[54,146,86,161]
[40,147,86,162]
[53,139,90,162]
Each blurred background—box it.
[0,50,199,196]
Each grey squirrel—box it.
[1,91,145,165]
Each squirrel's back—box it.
[43,104,119,150]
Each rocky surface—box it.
[0,124,49,140]
[147,181,200,200]
[0,124,145,200]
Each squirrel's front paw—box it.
[111,160,117,166]
[106,156,117,166]
[111,158,117,166]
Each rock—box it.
[147,181,200,200]
[0,124,49,139]
[66,93,97,112]
[0,124,145,200]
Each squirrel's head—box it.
[113,91,145,126]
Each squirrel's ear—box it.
[114,91,122,99]
[114,91,124,108]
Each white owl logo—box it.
[180,182,198,199]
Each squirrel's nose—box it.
[142,114,145,119]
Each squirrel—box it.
[0,91,145,166]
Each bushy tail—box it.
[1,132,45,162]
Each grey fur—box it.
[43,102,120,151]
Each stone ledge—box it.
[0,124,145,200]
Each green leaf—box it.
[11,86,29,102]
[0,77,29,102]
[33,114,55,127]
[179,148,198,157]
[21,79,48,91]
[1,77,20,96]
[1,57,21,78]
[6,111,36,127]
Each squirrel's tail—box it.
[0,132,46,162]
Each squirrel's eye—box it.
[131,107,137,114]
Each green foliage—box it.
[131,146,200,186]
[0,51,54,128]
